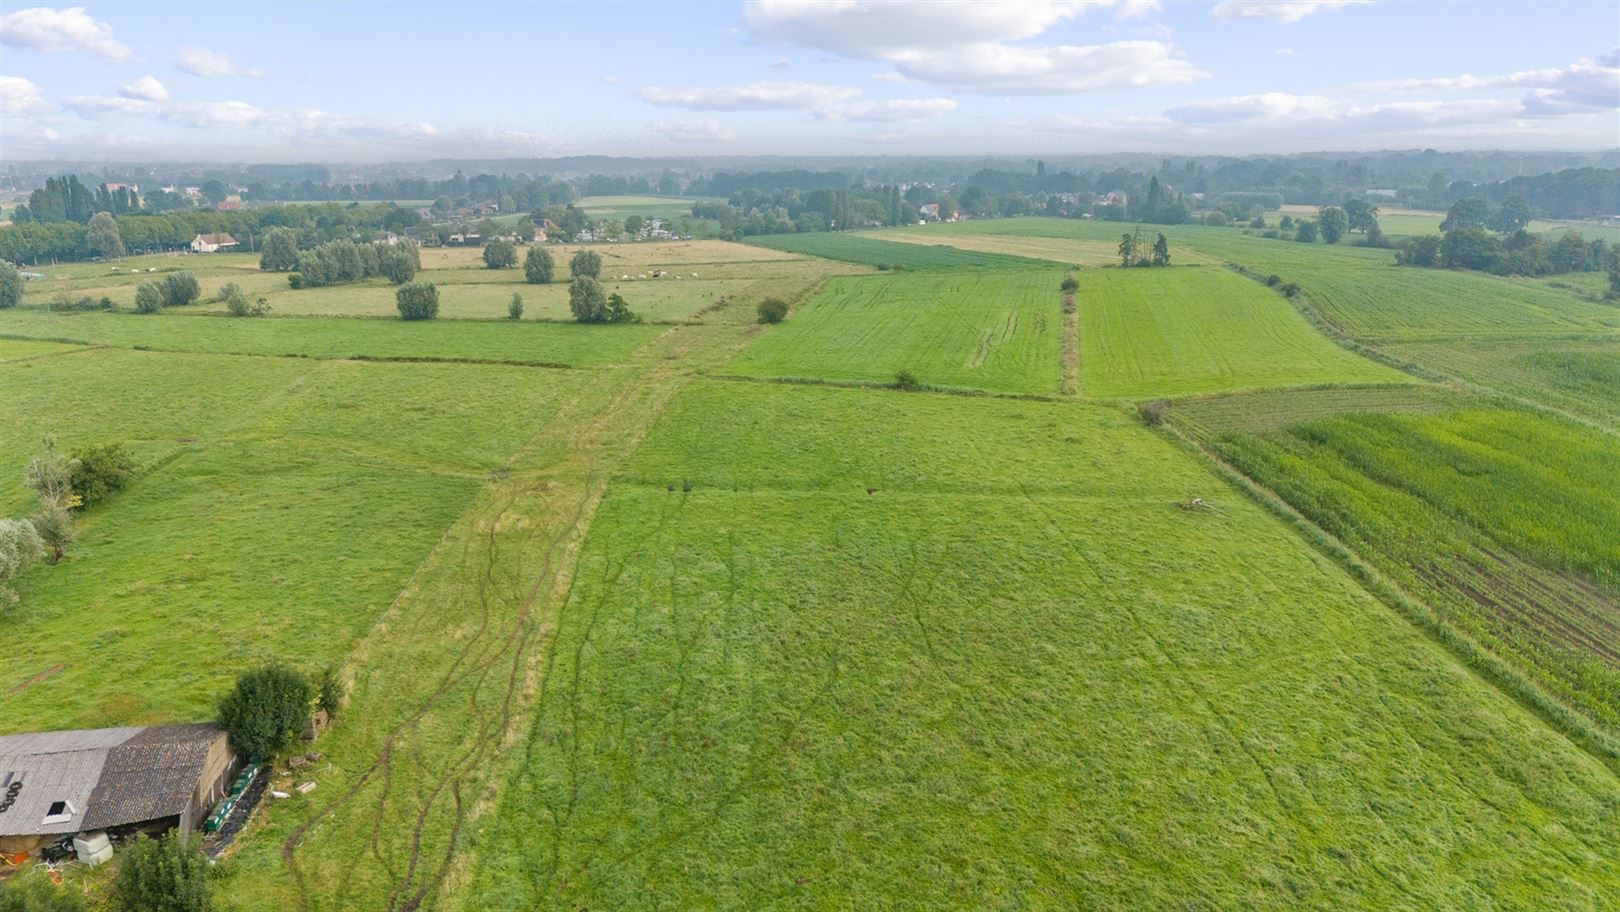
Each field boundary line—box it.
[1157,416,1620,776]
[707,371,1065,403]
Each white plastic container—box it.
[73,832,112,865]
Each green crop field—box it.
[459,381,1620,911]
[727,271,1063,394]
[1076,267,1411,397]
[746,232,1053,270]
[576,194,719,220]
[1191,406,1620,737]
[6,202,1620,912]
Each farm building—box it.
[0,724,237,856]
[190,232,239,253]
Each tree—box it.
[259,227,300,271]
[1342,198,1379,234]
[569,249,602,279]
[1489,196,1533,234]
[395,281,439,320]
[218,664,313,757]
[1318,207,1348,244]
[378,247,417,284]
[0,259,21,308]
[1607,248,1620,299]
[217,282,248,315]
[508,292,523,320]
[160,271,200,306]
[112,831,211,912]
[1440,227,1504,271]
[1278,215,1294,230]
[524,246,554,284]
[1295,219,1319,243]
[1152,233,1171,267]
[25,437,78,563]
[569,276,607,322]
[86,211,125,259]
[1060,275,1079,294]
[606,292,639,323]
[1396,234,1442,267]
[624,214,645,237]
[135,281,163,313]
[1440,198,1490,232]
[757,297,788,324]
[70,442,136,507]
[0,518,45,606]
[482,238,517,269]
[1117,231,1137,268]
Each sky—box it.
[0,0,1616,162]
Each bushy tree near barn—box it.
[259,227,300,271]
[524,246,554,284]
[569,249,602,279]
[218,664,313,757]
[112,831,211,912]
[395,281,439,320]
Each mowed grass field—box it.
[727,271,1063,394]
[462,380,1620,911]
[0,347,586,730]
[575,194,720,220]
[1077,267,1410,398]
[1381,336,1620,429]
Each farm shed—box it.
[0,724,237,856]
[190,232,239,253]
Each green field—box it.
[1077,267,1411,397]
[1188,405,1620,737]
[5,207,1619,912]
[747,232,1054,270]
[575,194,718,220]
[0,348,584,729]
[727,271,1062,394]
[462,381,1620,910]
[0,308,660,365]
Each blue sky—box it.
[1,1,1615,161]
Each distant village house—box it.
[191,232,239,253]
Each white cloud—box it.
[120,75,168,102]
[769,56,790,68]
[0,6,132,60]
[871,72,905,83]
[1116,0,1163,19]
[64,94,158,117]
[176,47,263,77]
[1211,1,1370,23]
[892,40,1205,94]
[1274,47,1296,56]
[1351,51,1620,113]
[0,75,49,116]
[638,79,957,123]
[827,97,958,121]
[744,0,1202,95]
[653,117,737,143]
[640,80,860,111]
[159,100,269,128]
[286,108,438,144]
[1161,92,1526,134]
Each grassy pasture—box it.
[464,380,1620,911]
[0,307,661,365]
[1077,267,1411,398]
[746,232,1053,270]
[1199,406,1620,736]
[1381,336,1620,429]
[727,271,1063,394]
[0,348,584,730]
[0,337,87,362]
[574,194,717,220]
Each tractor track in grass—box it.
[263,324,753,912]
